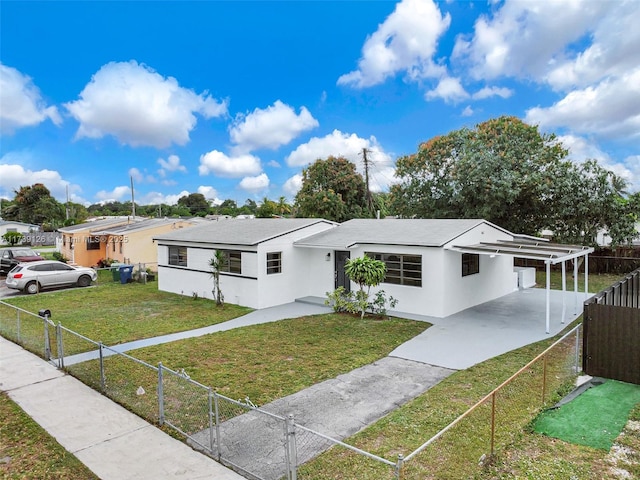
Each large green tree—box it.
[294,156,368,222]
[390,117,567,235]
[3,183,65,227]
[177,193,210,216]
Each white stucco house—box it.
[155,218,593,320]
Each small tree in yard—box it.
[2,231,24,246]
[209,251,225,306]
[344,255,386,319]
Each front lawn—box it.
[3,279,252,346]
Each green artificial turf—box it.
[534,379,640,450]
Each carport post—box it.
[561,261,566,324]
[584,255,589,299]
[573,259,579,314]
[545,261,551,334]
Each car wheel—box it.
[25,281,40,295]
[77,275,91,287]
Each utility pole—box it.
[130,176,136,218]
[361,147,375,216]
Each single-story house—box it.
[59,217,145,266]
[92,217,203,268]
[0,220,39,240]
[155,218,593,325]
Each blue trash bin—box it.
[119,265,134,284]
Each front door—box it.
[335,251,350,292]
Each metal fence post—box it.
[213,392,222,461]
[16,309,21,343]
[395,454,404,479]
[99,342,106,392]
[208,388,215,455]
[286,414,297,480]
[43,315,51,361]
[158,362,164,426]
[56,322,64,369]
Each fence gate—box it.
[583,270,640,385]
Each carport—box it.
[450,239,594,334]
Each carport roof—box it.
[450,240,594,264]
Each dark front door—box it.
[335,250,350,292]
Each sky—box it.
[1,0,639,208]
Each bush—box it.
[325,287,398,318]
[52,251,68,263]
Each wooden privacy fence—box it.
[583,268,640,385]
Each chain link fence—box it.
[0,298,583,480]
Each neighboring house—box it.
[155,218,593,319]
[58,217,145,266]
[0,220,39,241]
[95,217,202,268]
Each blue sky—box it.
[1,0,639,208]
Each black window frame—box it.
[86,236,101,251]
[219,250,242,274]
[266,252,282,275]
[168,246,188,267]
[462,253,480,277]
[365,252,422,287]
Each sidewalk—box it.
[0,336,243,480]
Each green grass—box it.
[0,392,99,480]
[3,278,252,348]
[535,269,623,294]
[69,313,429,409]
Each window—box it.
[462,253,480,277]
[168,246,187,266]
[112,240,116,252]
[86,236,101,251]
[366,252,422,287]
[63,236,66,247]
[220,250,242,274]
[266,252,281,275]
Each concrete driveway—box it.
[389,288,590,369]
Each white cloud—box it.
[286,130,397,192]
[157,154,187,177]
[452,0,611,82]
[239,173,270,192]
[461,106,474,117]
[0,160,83,203]
[286,129,391,167]
[128,167,156,184]
[65,60,227,148]
[140,190,191,206]
[229,100,318,152]
[283,174,303,197]
[198,150,262,177]
[0,64,61,134]
[197,185,222,205]
[472,86,513,100]
[338,0,450,88]
[95,185,131,202]
[267,160,281,168]
[526,69,640,140]
[425,76,469,103]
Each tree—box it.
[3,183,65,226]
[256,197,277,218]
[551,160,636,247]
[390,117,568,235]
[209,251,226,306]
[218,199,238,216]
[177,193,210,216]
[344,255,386,319]
[2,231,23,246]
[276,196,291,217]
[294,156,368,222]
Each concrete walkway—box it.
[0,336,244,480]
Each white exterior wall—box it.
[157,221,335,309]
[440,224,515,317]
